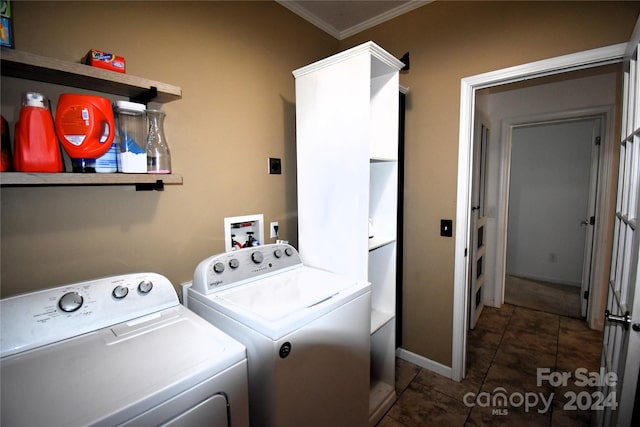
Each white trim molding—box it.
[397,347,452,378]
[338,1,432,40]
[452,43,628,382]
[277,1,432,40]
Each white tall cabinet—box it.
[293,42,402,426]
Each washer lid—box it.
[198,266,370,340]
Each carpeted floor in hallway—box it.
[504,275,582,318]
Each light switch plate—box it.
[441,219,453,237]
[268,157,281,174]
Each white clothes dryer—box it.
[0,272,249,427]
[183,243,371,427]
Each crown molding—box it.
[278,1,432,40]
[339,1,432,40]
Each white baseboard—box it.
[396,348,454,380]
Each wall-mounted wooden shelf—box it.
[0,173,183,191]
[1,49,183,191]
[1,48,182,103]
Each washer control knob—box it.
[59,291,83,312]
[285,247,293,256]
[229,258,240,269]
[213,262,226,274]
[112,285,129,299]
[274,249,283,258]
[138,280,153,294]
[251,251,264,264]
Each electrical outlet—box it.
[270,221,279,238]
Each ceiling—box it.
[277,0,432,40]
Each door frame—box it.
[452,42,628,381]
[494,110,614,323]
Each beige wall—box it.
[2,1,639,369]
[0,1,337,297]
[339,1,639,365]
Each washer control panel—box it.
[0,273,178,358]
[192,243,302,294]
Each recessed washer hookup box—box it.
[82,49,125,73]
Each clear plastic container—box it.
[114,100,146,173]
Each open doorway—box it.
[451,43,627,382]
[504,117,603,319]
[474,66,619,324]
[454,29,639,425]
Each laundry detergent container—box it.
[55,94,115,169]
[13,92,64,172]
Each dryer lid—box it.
[0,305,246,427]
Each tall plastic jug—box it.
[13,92,64,172]
[55,94,115,172]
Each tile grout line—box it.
[383,365,421,426]
[549,313,562,427]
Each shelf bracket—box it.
[130,86,158,106]
[400,52,410,71]
[135,180,165,191]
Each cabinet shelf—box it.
[368,237,396,251]
[1,48,182,103]
[0,172,183,191]
[370,157,397,162]
[371,309,394,334]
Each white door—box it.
[599,42,640,427]
[469,122,489,329]
[580,118,602,317]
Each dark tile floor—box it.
[378,304,604,426]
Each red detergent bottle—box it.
[55,94,115,170]
[13,92,64,172]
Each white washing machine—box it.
[183,243,371,427]
[0,272,249,427]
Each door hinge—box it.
[595,136,601,146]
[590,216,595,225]
[583,290,589,300]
